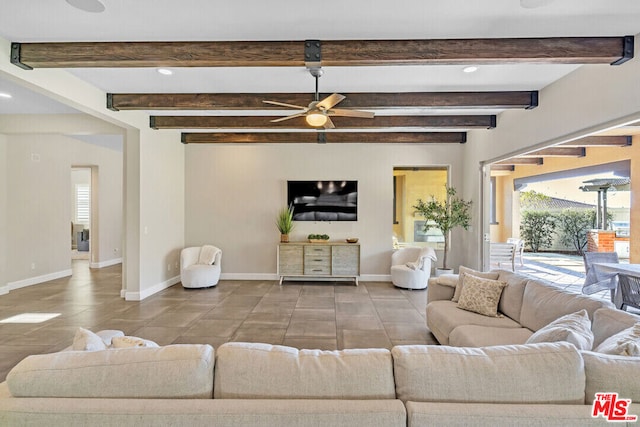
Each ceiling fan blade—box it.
[329,108,375,119]
[323,116,336,129]
[263,100,307,110]
[270,112,307,123]
[316,93,346,110]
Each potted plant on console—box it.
[276,204,295,243]
[413,185,472,276]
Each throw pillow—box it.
[456,274,507,317]
[452,266,500,302]
[72,327,107,351]
[111,336,160,348]
[525,309,594,350]
[595,323,640,356]
[437,274,459,288]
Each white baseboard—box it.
[0,285,8,295]
[360,274,392,282]
[220,273,279,281]
[7,269,73,292]
[90,258,122,269]
[124,275,181,301]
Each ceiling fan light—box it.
[306,112,327,127]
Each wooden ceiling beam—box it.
[180,132,467,144]
[519,147,586,157]
[490,165,515,172]
[109,91,538,111]
[560,135,632,147]
[151,115,496,130]
[12,36,633,69]
[496,157,544,165]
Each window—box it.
[75,184,90,224]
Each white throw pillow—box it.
[111,336,160,348]
[526,309,594,350]
[197,245,218,265]
[595,323,640,356]
[72,327,107,351]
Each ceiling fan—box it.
[262,68,374,129]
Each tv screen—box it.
[287,180,358,221]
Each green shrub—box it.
[520,211,556,253]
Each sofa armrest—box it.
[427,276,456,302]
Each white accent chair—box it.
[390,246,437,290]
[506,237,525,267]
[180,245,222,289]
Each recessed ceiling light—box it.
[65,0,105,13]
[520,0,555,9]
[0,92,12,99]
[157,68,173,76]
[463,66,478,73]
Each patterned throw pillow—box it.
[456,274,507,317]
[452,267,500,302]
[111,336,160,348]
[526,309,594,350]
[595,323,640,356]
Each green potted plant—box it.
[413,185,472,275]
[276,204,295,243]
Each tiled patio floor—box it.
[513,252,638,314]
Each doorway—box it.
[393,167,448,248]
[71,167,97,263]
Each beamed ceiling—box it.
[10,36,634,149]
[3,1,640,157]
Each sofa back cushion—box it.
[591,307,640,349]
[496,270,528,322]
[6,344,214,399]
[392,342,584,404]
[214,342,395,399]
[582,351,640,404]
[520,279,613,332]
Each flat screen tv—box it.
[287,180,358,221]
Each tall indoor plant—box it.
[413,186,472,273]
[276,204,295,243]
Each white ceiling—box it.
[1,0,640,119]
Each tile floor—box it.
[0,260,437,381]
[2,254,637,382]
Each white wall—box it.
[185,142,465,279]
[462,33,640,269]
[0,135,7,294]
[5,133,122,288]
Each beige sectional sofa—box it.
[426,269,617,347]
[1,337,640,426]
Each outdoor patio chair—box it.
[506,238,525,267]
[490,242,516,272]
[582,251,619,300]
[618,273,640,312]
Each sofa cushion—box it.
[594,323,640,356]
[214,342,395,399]
[452,267,500,302]
[457,274,506,317]
[519,279,613,332]
[591,307,640,348]
[406,402,607,427]
[6,344,214,399]
[426,300,522,345]
[449,325,533,347]
[392,342,584,404]
[496,270,529,323]
[582,350,640,404]
[525,309,594,350]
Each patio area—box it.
[510,252,638,314]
